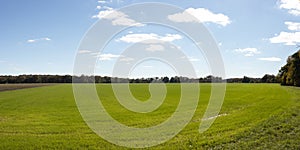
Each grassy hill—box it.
[0,84,299,149]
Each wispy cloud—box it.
[285,21,300,31]
[119,57,134,62]
[181,56,200,62]
[98,53,121,61]
[279,0,300,16]
[258,57,282,62]
[78,50,92,54]
[146,44,165,52]
[96,6,102,10]
[168,8,231,26]
[269,32,300,45]
[27,37,51,43]
[78,51,122,61]
[234,48,261,57]
[269,21,300,45]
[97,0,107,4]
[118,33,182,43]
[92,8,144,27]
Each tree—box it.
[278,50,300,87]
[261,74,276,83]
[242,76,250,83]
[162,77,169,83]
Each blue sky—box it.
[0,0,300,78]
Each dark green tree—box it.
[261,74,276,83]
[278,50,300,87]
[162,77,169,83]
[242,76,250,83]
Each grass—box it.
[0,84,299,149]
[0,84,53,92]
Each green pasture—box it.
[0,84,299,149]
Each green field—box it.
[0,84,299,149]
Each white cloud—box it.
[181,56,200,62]
[92,7,113,18]
[27,37,51,43]
[96,53,136,62]
[269,21,300,45]
[160,34,182,42]
[92,9,144,27]
[168,8,231,26]
[269,31,300,45]
[102,6,112,10]
[146,44,165,52]
[96,6,102,10]
[118,33,182,43]
[234,48,261,57]
[119,57,134,62]
[279,0,300,16]
[285,21,300,31]
[78,50,92,54]
[43,37,51,41]
[98,53,121,61]
[288,9,300,16]
[258,57,282,62]
[97,0,107,4]
[27,40,36,43]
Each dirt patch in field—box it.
[0,84,54,92]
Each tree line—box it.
[227,74,277,83]
[0,74,278,84]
